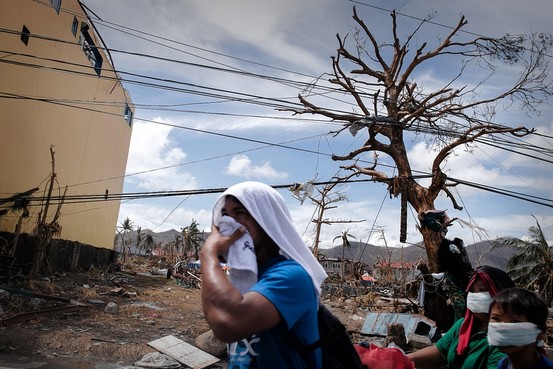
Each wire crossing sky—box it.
[6,0,552,250]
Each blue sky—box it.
[84,0,553,250]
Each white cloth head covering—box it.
[212,181,328,296]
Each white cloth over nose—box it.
[212,181,327,298]
[218,215,257,294]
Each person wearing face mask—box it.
[488,287,553,369]
[407,265,515,369]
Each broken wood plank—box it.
[0,305,86,327]
[148,335,219,369]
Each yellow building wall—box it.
[0,0,133,249]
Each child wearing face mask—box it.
[488,288,553,369]
[407,265,515,369]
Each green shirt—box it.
[435,318,506,369]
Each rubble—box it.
[0,254,552,366]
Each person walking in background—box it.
[200,181,328,369]
[488,287,553,369]
[407,265,515,369]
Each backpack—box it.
[287,303,366,369]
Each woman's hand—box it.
[201,224,245,258]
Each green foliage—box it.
[492,216,552,304]
[181,219,204,260]
[117,217,134,260]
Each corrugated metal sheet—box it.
[360,312,437,339]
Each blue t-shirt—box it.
[498,353,553,369]
[245,255,321,369]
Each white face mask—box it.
[488,322,541,347]
[466,291,492,313]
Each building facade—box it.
[0,0,133,249]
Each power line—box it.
[2,14,551,210]
[446,176,553,208]
[2,174,551,211]
[2,30,550,146]
[3,89,551,199]
[2,39,550,146]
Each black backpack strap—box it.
[285,303,365,369]
[285,327,315,369]
[303,323,346,352]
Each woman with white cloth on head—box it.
[200,181,328,369]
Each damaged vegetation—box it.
[1,238,552,367]
[0,258,211,363]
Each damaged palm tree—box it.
[117,217,134,262]
[0,187,38,257]
[283,7,551,329]
[30,146,66,279]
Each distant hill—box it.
[115,230,516,270]
[114,228,183,254]
[319,240,516,270]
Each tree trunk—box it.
[421,227,443,273]
[420,225,451,331]
[9,216,23,257]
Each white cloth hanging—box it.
[212,181,327,297]
[218,215,257,294]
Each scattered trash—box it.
[167,261,202,289]
[0,286,91,327]
[110,287,124,295]
[130,301,163,310]
[134,352,180,369]
[360,312,437,341]
[150,269,168,276]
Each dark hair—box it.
[475,265,515,291]
[490,287,548,332]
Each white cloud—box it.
[190,0,338,71]
[89,0,553,246]
[224,154,288,180]
[118,201,212,233]
[125,118,198,191]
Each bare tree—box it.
[30,146,66,279]
[135,226,143,255]
[304,179,360,259]
[283,7,551,329]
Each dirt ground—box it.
[0,256,368,367]
[0,259,210,365]
[4,256,551,367]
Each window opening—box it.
[79,23,103,76]
[71,17,79,37]
[123,103,133,127]
[50,0,62,14]
[21,25,30,46]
